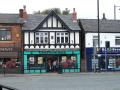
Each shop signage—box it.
[0,47,13,52]
[100,48,120,54]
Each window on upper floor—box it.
[56,32,69,44]
[35,32,48,44]
[93,36,98,47]
[0,28,11,41]
[115,36,120,45]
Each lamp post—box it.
[97,0,100,48]
[114,4,120,20]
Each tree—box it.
[33,10,41,14]
[40,8,61,15]
[33,8,70,15]
[62,8,70,15]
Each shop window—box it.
[0,28,11,41]
[61,55,77,69]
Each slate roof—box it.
[23,14,80,31]
[80,19,120,33]
[0,14,23,24]
[0,11,80,31]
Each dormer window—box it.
[0,28,11,41]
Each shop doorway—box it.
[46,56,59,73]
[100,57,105,70]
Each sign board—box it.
[0,48,13,52]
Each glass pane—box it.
[65,37,68,43]
[40,37,43,43]
[36,37,39,43]
[115,39,120,45]
[61,37,64,43]
[6,31,11,40]
[57,33,60,36]
[57,37,60,43]
[36,32,39,35]
[45,37,48,43]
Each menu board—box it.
[38,57,43,64]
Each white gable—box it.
[42,16,62,28]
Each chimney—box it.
[23,5,28,19]
[19,5,27,19]
[19,9,24,18]
[102,13,106,20]
[72,8,77,22]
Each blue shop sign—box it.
[100,48,120,54]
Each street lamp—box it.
[97,0,100,48]
[97,0,100,71]
[114,4,120,20]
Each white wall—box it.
[24,32,29,44]
[53,16,57,27]
[50,32,55,44]
[48,17,52,27]
[70,33,74,44]
[30,32,34,44]
[86,33,120,47]
[75,32,79,44]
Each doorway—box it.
[46,55,59,73]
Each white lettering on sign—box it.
[0,48,13,52]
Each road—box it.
[0,72,120,90]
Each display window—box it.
[61,55,77,69]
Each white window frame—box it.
[56,32,69,44]
[115,36,120,45]
[35,32,48,44]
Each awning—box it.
[0,52,18,58]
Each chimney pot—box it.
[102,13,106,20]
[19,9,23,18]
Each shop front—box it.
[0,48,21,74]
[23,50,80,74]
[86,48,120,72]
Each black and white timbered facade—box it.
[23,9,81,73]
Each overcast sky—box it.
[0,0,120,19]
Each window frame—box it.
[35,32,48,44]
[56,32,69,44]
[0,28,12,41]
[115,36,120,45]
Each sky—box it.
[0,0,120,19]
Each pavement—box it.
[0,72,120,90]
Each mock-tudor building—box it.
[22,8,81,74]
[80,18,120,72]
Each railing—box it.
[0,84,19,90]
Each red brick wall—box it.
[0,24,22,51]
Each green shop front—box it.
[23,50,80,74]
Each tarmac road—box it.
[0,72,120,90]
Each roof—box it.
[80,19,120,33]
[0,11,80,31]
[0,14,23,24]
[22,13,80,31]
